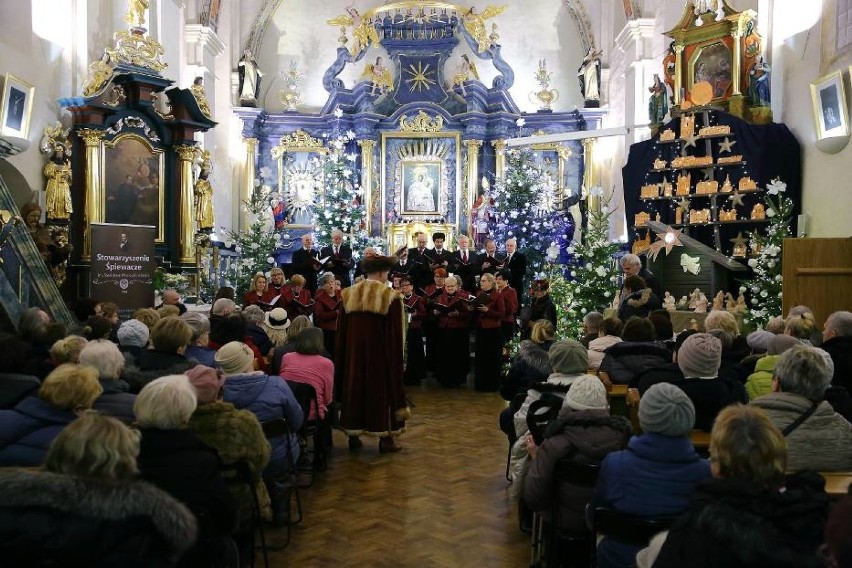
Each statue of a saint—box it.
[125,0,149,28]
[748,57,771,107]
[452,54,479,96]
[21,202,54,265]
[43,145,73,222]
[82,52,114,97]
[237,50,263,107]
[469,191,494,247]
[578,47,602,107]
[648,74,669,126]
[194,167,215,231]
[190,76,212,118]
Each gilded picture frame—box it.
[272,130,328,229]
[401,161,442,216]
[0,73,34,138]
[687,39,733,101]
[810,70,849,140]
[102,133,166,243]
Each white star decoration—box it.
[718,137,736,153]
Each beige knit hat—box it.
[214,341,255,375]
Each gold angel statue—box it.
[125,0,149,28]
[327,7,380,56]
[82,52,114,97]
[462,5,507,53]
[361,56,393,95]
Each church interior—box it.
[0,0,851,566]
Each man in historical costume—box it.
[237,50,263,107]
[504,237,527,302]
[291,233,321,293]
[578,47,601,108]
[450,234,479,293]
[620,253,662,300]
[319,229,353,288]
[407,232,433,291]
[336,252,410,454]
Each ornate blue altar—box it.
[235,2,602,262]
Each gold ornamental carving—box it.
[399,110,444,133]
[106,30,166,73]
[176,144,197,162]
[102,85,127,108]
[357,139,377,233]
[189,79,212,119]
[271,130,326,159]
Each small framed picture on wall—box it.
[0,74,35,139]
[810,70,849,140]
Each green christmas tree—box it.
[742,178,794,330]
[222,184,285,297]
[557,188,620,339]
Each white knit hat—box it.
[564,375,608,411]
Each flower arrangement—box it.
[742,178,794,330]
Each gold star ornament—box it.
[728,191,745,206]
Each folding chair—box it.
[284,380,331,487]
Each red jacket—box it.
[284,287,314,318]
[243,290,267,308]
[435,290,472,329]
[474,290,505,329]
[314,289,340,331]
[498,286,519,323]
[403,293,426,330]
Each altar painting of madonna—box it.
[402,162,441,215]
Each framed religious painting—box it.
[381,127,461,226]
[811,70,849,140]
[102,134,166,242]
[272,129,328,228]
[0,73,34,138]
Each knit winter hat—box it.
[768,334,800,356]
[117,319,149,348]
[564,375,608,411]
[677,333,722,377]
[185,365,224,405]
[639,383,696,436]
[549,339,589,375]
[746,330,774,354]
[214,341,255,375]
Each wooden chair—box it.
[261,419,302,546]
[626,388,641,434]
[820,471,852,499]
[588,507,673,568]
[689,429,711,457]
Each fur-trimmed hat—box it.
[360,253,398,273]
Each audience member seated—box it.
[219,341,303,474]
[617,276,661,321]
[741,329,775,376]
[0,364,102,466]
[279,328,334,421]
[745,334,800,400]
[82,315,112,342]
[641,405,830,568]
[785,312,817,345]
[599,317,670,386]
[822,311,852,392]
[587,316,623,370]
[116,319,149,365]
[157,288,188,315]
[134,375,238,568]
[210,297,237,328]
[131,307,160,332]
[818,347,852,425]
[261,307,291,349]
[269,315,313,376]
[581,311,604,348]
[749,345,852,472]
[523,376,631,537]
[23,321,67,379]
[180,312,217,368]
[671,333,747,431]
[591,384,711,568]
[186,365,273,541]
[648,311,675,352]
[704,310,749,380]
[500,320,555,400]
[71,298,99,334]
[18,306,50,345]
[0,334,40,409]
[0,413,197,566]
[823,495,852,568]
[49,335,87,366]
[242,305,274,358]
[635,329,697,394]
[124,316,195,393]
[79,340,136,424]
[209,312,267,373]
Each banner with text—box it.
[91,223,155,309]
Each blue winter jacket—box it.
[0,397,78,466]
[222,372,303,474]
[592,433,712,568]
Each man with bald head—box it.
[291,233,321,292]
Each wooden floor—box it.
[265,384,528,567]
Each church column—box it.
[358,139,376,235]
[731,29,743,96]
[491,139,507,182]
[176,144,197,264]
[77,128,105,262]
[464,139,482,225]
[242,137,258,231]
[582,138,599,213]
[674,44,685,105]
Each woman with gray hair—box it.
[79,340,136,424]
[180,311,217,368]
[135,375,238,567]
[0,413,197,566]
[242,304,274,358]
[749,344,852,472]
